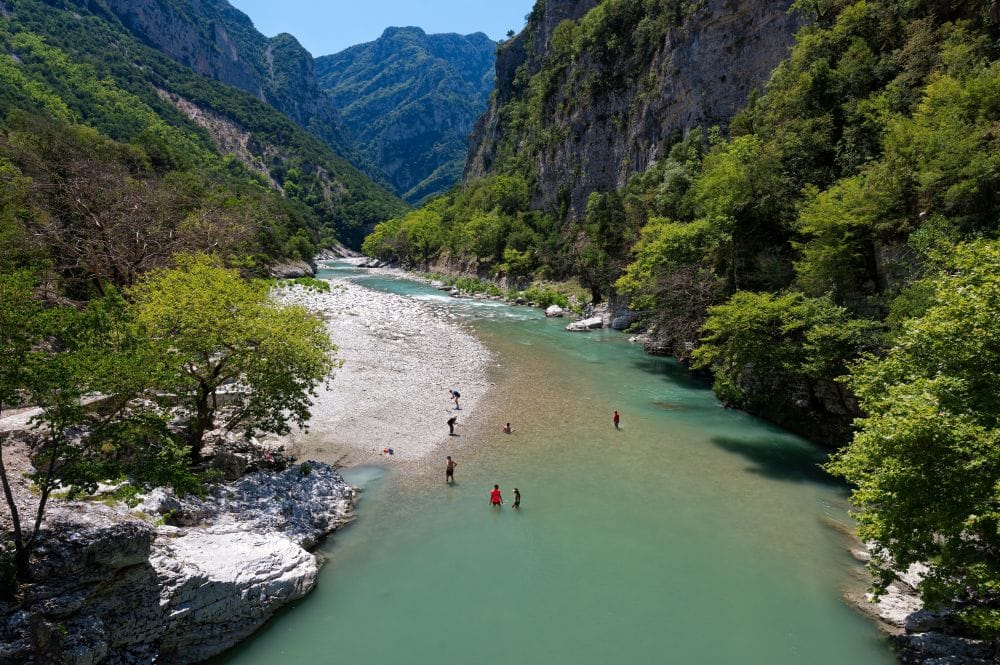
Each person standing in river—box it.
[450,389,461,410]
[613,410,620,430]
[447,416,458,436]
[446,456,457,483]
[513,487,521,510]
[490,484,503,508]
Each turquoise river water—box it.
[219,262,895,665]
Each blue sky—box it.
[228,1,536,56]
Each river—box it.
[218,262,895,665]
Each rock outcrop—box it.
[269,259,317,279]
[466,0,802,221]
[847,551,1000,664]
[1,463,354,664]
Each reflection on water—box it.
[219,262,893,665]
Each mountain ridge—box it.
[316,26,496,203]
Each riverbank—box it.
[0,435,354,663]
[0,264,496,662]
[272,268,492,468]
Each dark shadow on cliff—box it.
[710,436,844,488]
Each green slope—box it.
[316,27,496,203]
[1,0,406,249]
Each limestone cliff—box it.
[466,0,802,220]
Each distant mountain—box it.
[316,27,496,203]
[0,0,405,249]
[99,0,359,162]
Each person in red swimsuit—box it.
[613,410,620,430]
[489,484,503,508]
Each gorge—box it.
[2,0,999,662]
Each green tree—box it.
[827,240,1000,636]
[0,277,196,582]
[130,255,337,459]
[692,291,879,436]
[0,271,45,580]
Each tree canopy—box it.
[827,240,1000,635]
[130,255,338,459]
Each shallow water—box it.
[219,264,894,665]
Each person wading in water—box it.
[446,456,457,483]
[490,484,503,508]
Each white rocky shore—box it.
[273,271,491,465]
[846,547,999,664]
[0,452,353,664]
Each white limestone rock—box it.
[3,463,353,664]
[151,527,317,663]
[565,316,604,332]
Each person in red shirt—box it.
[613,410,620,430]
[489,484,503,508]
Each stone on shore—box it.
[566,316,604,332]
[545,305,564,317]
[269,259,316,278]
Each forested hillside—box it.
[316,27,496,203]
[364,0,1000,635]
[100,0,358,162]
[0,0,405,264]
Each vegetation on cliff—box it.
[363,0,1000,632]
[0,0,405,252]
[0,0,360,592]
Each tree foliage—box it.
[827,241,1000,634]
[130,255,337,459]
[0,274,197,582]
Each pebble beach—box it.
[273,271,492,468]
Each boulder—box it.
[268,259,316,279]
[150,527,318,663]
[565,316,604,332]
[610,311,639,330]
[545,305,564,317]
[3,463,354,664]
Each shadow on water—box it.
[629,354,711,391]
[711,436,844,488]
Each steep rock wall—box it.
[467,0,802,220]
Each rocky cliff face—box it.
[316,27,497,203]
[100,0,356,160]
[466,0,802,220]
